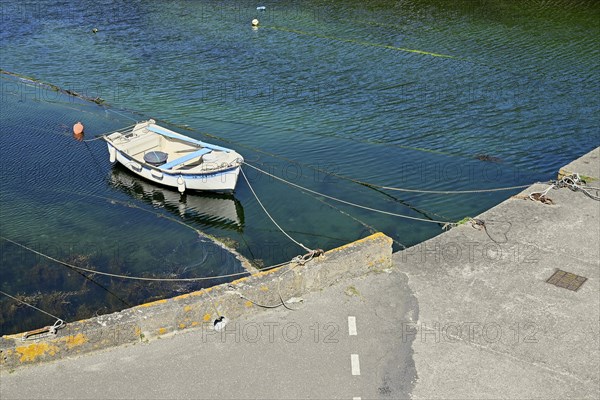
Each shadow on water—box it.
[109,164,245,233]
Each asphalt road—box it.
[0,267,417,399]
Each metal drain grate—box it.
[546,269,587,291]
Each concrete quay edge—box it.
[0,232,393,370]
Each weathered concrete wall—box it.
[0,232,392,369]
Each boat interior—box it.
[107,124,241,172]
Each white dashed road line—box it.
[349,316,360,400]
[348,316,357,336]
[351,354,361,376]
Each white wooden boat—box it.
[104,120,243,193]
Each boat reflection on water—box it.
[109,165,244,232]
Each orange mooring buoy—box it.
[73,122,84,135]
[73,122,85,141]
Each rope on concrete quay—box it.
[0,236,252,282]
[203,288,222,318]
[528,173,600,203]
[0,289,67,339]
[555,174,600,201]
[243,162,457,227]
[233,290,288,309]
[468,218,510,244]
[229,249,322,311]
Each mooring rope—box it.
[144,118,538,195]
[184,129,452,226]
[0,236,251,282]
[82,136,106,142]
[231,249,320,311]
[240,167,313,253]
[105,108,140,123]
[356,181,535,194]
[49,188,318,279]
[83,123,137,142]
[468,218,510,244]
[0,289,66,323]
[5,67,541,196]
[529,173,600,203]
[243,162,457,227]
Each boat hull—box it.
[107,142,241,192]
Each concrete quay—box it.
[394,147,599,399]
[1,147,598,399]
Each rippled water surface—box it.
[1,0,598,334]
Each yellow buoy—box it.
[251,19,259,27]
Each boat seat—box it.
[160,148,212,170]
[124,135,161,156]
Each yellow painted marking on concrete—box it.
[265,26,457,60]
[63,333,88,349]
[158,328,167,335]
[137,299,168,308]
[191,321,199,327]
[328,232,389,254]
[15,342,59,362]
[179,323,186,329]
[253,269,280,277]
[203,313,212,322]
[172,286,215,302]
[259,286,269,292]
[3,333,22,340]
[230,276,250,285]
[258,266,286,277]
[231,267,281,286]
[184,305,193,312]
[245,300,253,308]
[172,291,203,301]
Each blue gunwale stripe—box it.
[160,148,212,170]
[147,124,232,153]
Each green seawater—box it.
[0,0,598,334]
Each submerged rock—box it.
[474,154,502,163]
